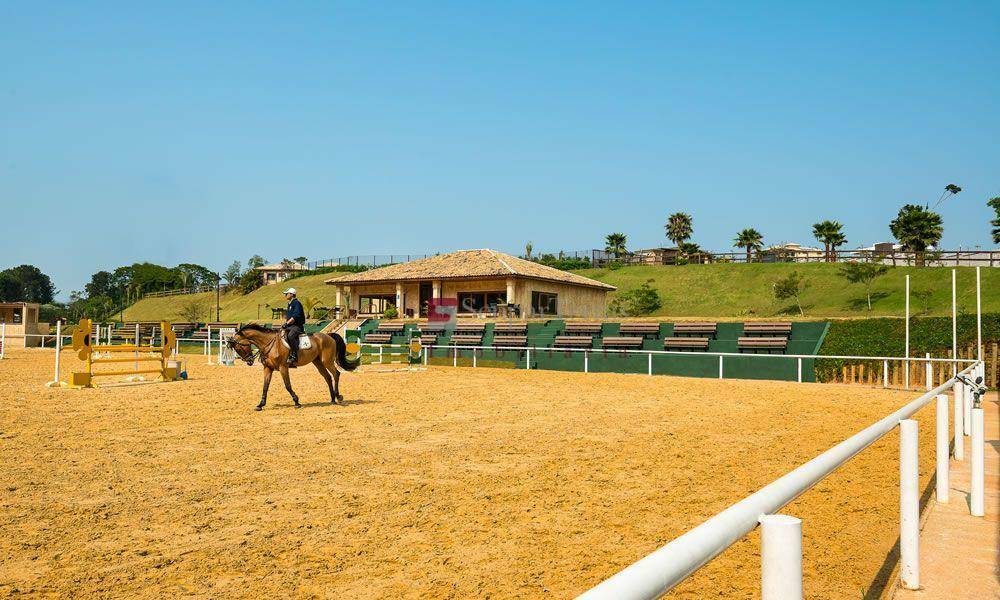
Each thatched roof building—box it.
[326,249,614,318]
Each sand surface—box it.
[0,349,936,598]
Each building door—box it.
[419,283,433,316]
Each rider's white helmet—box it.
[283,287,297,295]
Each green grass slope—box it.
[120,263,998,322]
[573,263,998,318]
[121,271,341,323]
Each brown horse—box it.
[227,324,357,411]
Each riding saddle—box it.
[281,334,313,351]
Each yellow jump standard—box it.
[70,318,179,388]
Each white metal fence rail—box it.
[577,361,986,599]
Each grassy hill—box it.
[119,263,999,322]
[121,271,341,323]
[575,263,998,318]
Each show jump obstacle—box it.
[69,318,179,387]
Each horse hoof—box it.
[254,406,263,412]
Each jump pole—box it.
[0,321,5,360]
[904,275,910,388]
[952,269,957,376]
[976,266,982,363]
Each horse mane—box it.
[239,323,275,334]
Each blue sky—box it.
[2,1,998,299]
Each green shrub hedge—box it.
[816,313,999,381]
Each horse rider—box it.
[282,287,306,366]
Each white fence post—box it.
[718,355,723,379]
[472,351,477,368]
[424,347,429,366]
[935,394,949,503]
[0,322,5,359]
[584,351,589,374]
[899,419,920,590]
[453,347,457,368]
[760,514,802,600]
[379,345,384,364]
[971,407,985,517]
[525,348,531,370]
[797,358,802,383]
[883,360,888,389]
[964,383,972,436]
[954,381,965,461]
[925,353,932,390]
[647,352,652,376]
[51,321,61,384]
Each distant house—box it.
[256,261,310,286]
[761,243,825,263]
[633,247,682,265]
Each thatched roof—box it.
[325,249,615,290]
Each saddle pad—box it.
[281,334,313,350]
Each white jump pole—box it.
[971,406,985,517]
[976,266,982,363]
[904,275,910,388]
[0,321,5,359]
[760,514,802,600]
[952,269,957,377]
[954,381,965,461]
[899,419,920,590]
[935,394,949,503]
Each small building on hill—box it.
[761,243,825,263]
[256,261,310,286]
[325,249,615,318]
[633,247,682,265]
[0,302,44,348]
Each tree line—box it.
[602,194,1000,266]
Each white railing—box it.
[576,361,987,599]
[357,341,977,387]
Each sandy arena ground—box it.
[0,348,937,599]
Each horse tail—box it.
[332,332,358,371]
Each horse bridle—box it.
[229,331,278,367]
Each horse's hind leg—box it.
[313,358,337,404]
[279,366,300,407]
[321,347,343,402]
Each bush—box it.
[815,313,1000,381]
[383,305,399,319]
[609,279,662,316]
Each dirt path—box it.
[0,349,936,598]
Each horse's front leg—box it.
[256,367,273,411]
[279,365,300,407]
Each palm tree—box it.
[605,233,628,258]
[733,228,764,263]
[665,212,693,248]
[889,204,943,266]
[812,220,848,262]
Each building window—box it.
[359,295,396,314]
[457,291,506,314]
[531,291,558,315]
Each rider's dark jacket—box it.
[286,298,305,327]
